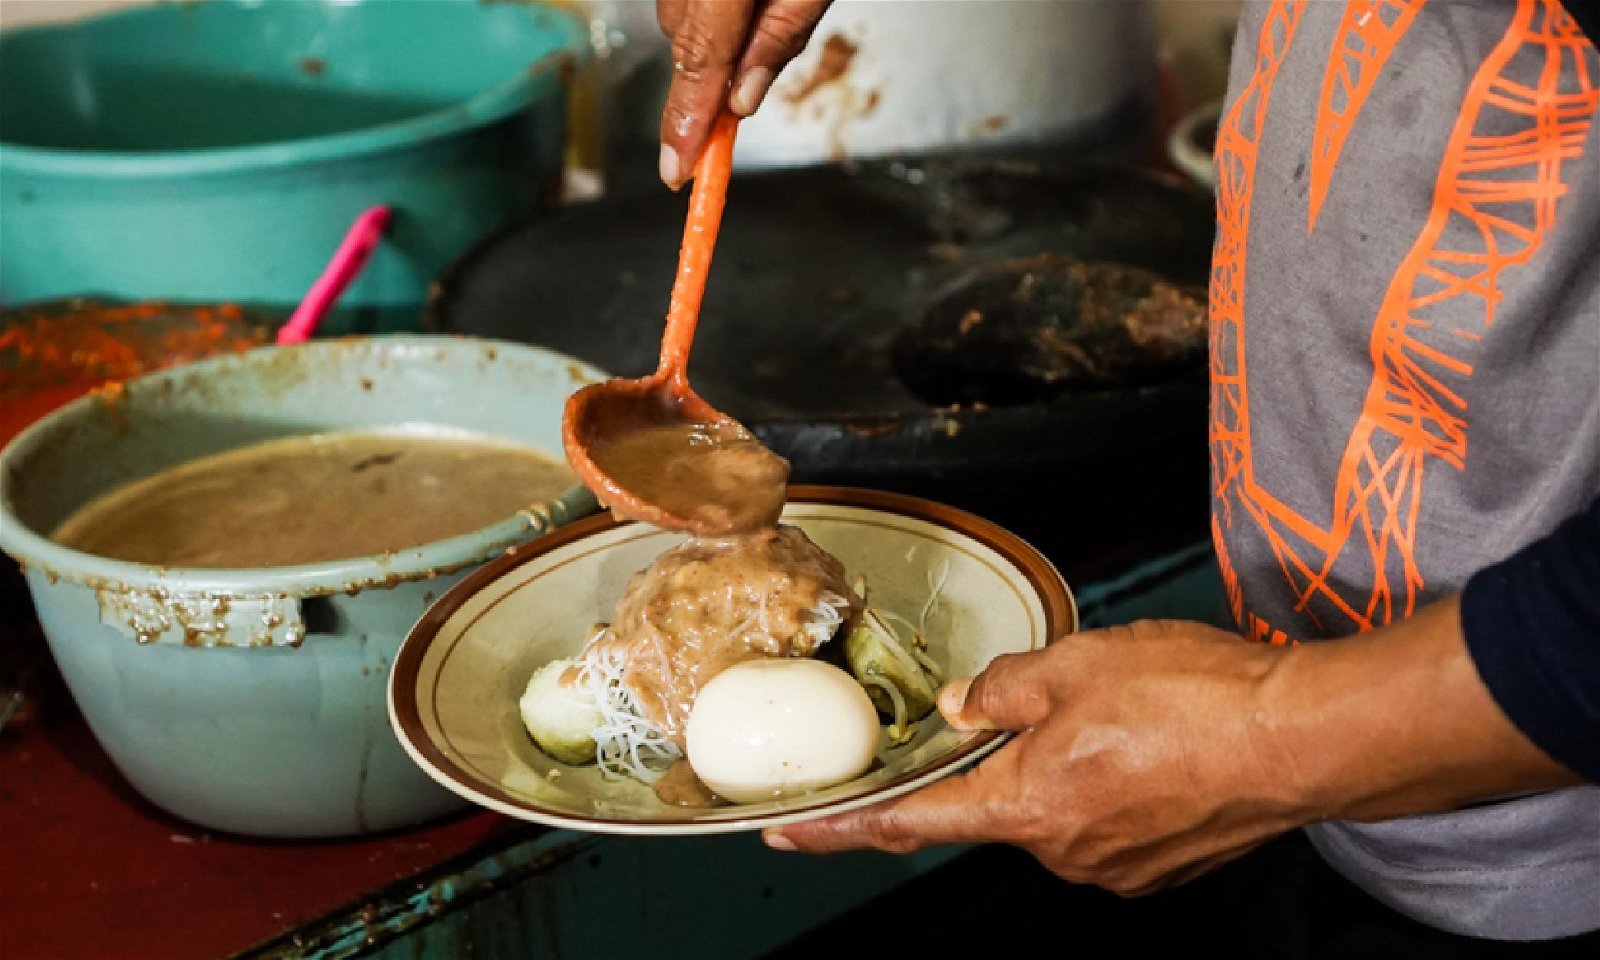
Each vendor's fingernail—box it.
[659,145,682,188]
[941,678,972,713]
[731,67,774,115]
[763,829,797,851]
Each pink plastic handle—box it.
[276,205,392,345]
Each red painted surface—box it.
[0,608,514,960]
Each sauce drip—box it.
[588,420,788,536]
[52,431,574,568]
[653,759,724,808]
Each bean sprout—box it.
[920,560,951,632]
[861,675,915,746]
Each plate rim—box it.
[388,484,1077,835]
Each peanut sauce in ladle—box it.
[563,113,789,536]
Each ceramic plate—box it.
[388,486,1076,835]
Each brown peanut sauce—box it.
[579,525,862,805]
[653,759,725,808]
[52,430,574,567]
[587,419,789,537]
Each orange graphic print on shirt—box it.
[1210,0,1599,641]
[1309,0,1429,231]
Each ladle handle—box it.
[656,112,740,386]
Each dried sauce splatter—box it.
[784,34,859,104]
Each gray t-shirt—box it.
[1212,0,1600,940]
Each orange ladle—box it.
[562,113,789,536]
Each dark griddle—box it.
[427,157,1212,417]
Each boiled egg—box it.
[685,658,880,803]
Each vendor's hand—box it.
[656,0,833,189]
[765,620,1313,895]
[765,599,1584,895]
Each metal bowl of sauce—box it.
[0,335,602,837]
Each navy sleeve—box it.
[1561,0,1600,45]
[1460,496,1600,783]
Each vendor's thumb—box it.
[939,651,1053,732]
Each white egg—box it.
[685,658,880,803]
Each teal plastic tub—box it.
[0,336,602,837]
[0,1,586,318]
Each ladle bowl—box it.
[563,374,732,529]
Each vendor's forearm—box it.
[1259,596,1583,825]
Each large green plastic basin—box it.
[0,336,602,837]
[0,1,585,318]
